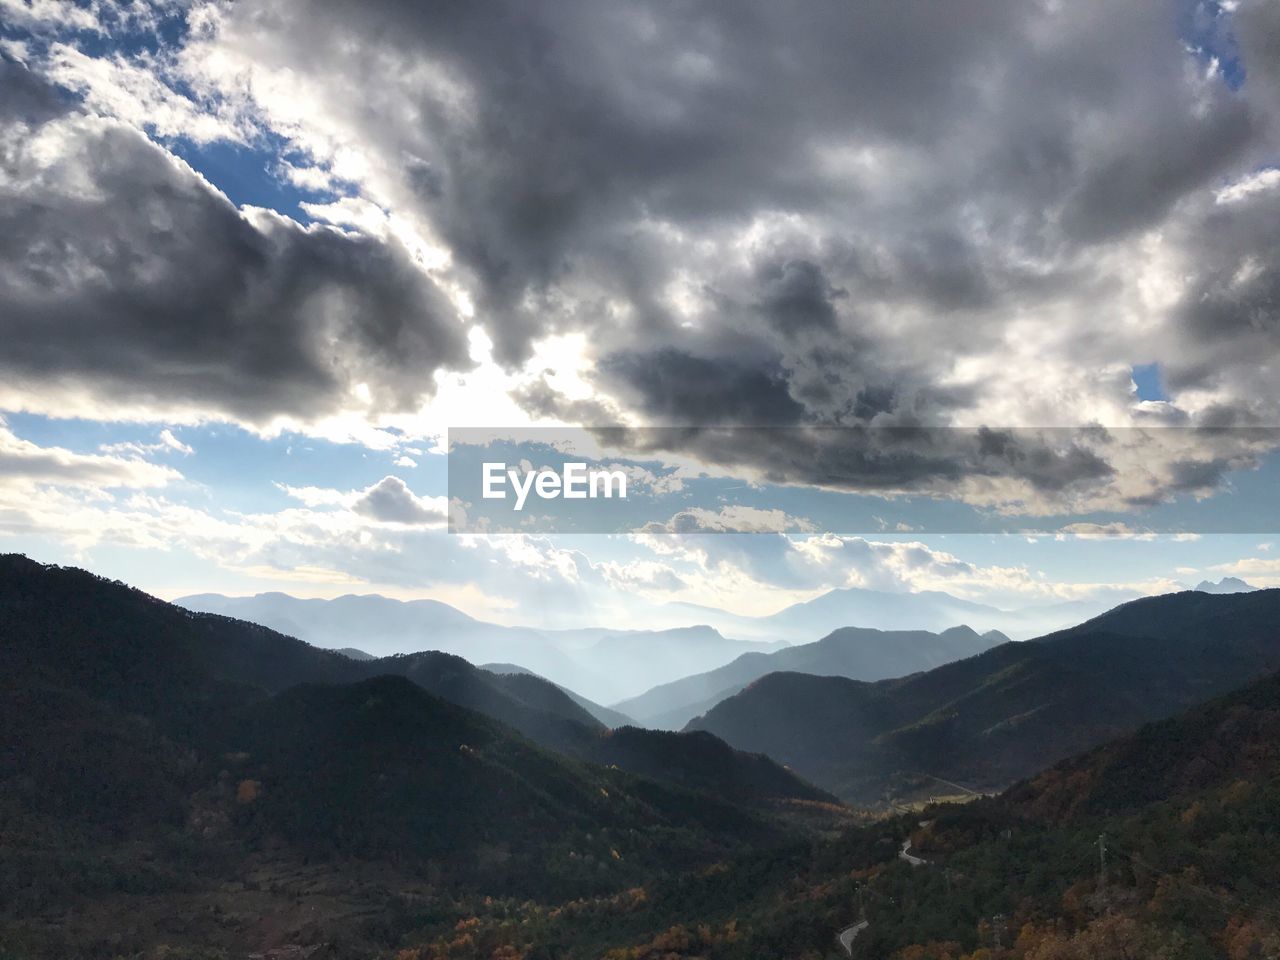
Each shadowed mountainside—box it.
[483,661,637,728]
[688,589,1280,804]
[1004,665,1280,821]
[616,624,1007,729]
[357,666,1280,960]
[0,554,826,807]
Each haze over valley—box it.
[174,586,1110,706]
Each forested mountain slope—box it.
[689,589,1280,803]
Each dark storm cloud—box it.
[603,426,1117,498]
[969,428,1116,493]
[8,0,1280,503]
[0,62,470,425]
[1236,0,1280,120]
[1058,103,1255,243]
[198,0,1105,360]
[754,259,843,335]
[1162,178,1280,422]
[239,0,1268,461]
[601,347,805,426]
[891,232,994,312]
[1168,457,1233,494]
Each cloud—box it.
[641,506,815,535]
[0,0,104,33]
[351,476,445,525]
[1055,522,1157,541]
[601,348,805,426]
[0,426,1196,624]
[598,559,687,594]
[0,59,471,430]
[4,0,1280,514]
[0,418,179,490]
[625,527,1183,615]
[159,429,194,455]
[1210,554,1280,587]
[0,437,588,612]
[277,476,446,526]
[147,0,1280,504]
[42,41,248,143]
[100,428,194,458]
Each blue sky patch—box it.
[1131,362,1169,402]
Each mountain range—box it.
[688,588,1280,804]
[1192,575,1257,594]
[176,591,785,703]
[6,552,1280,958]
[0,555,826,810]
[1006,660,1280,821]
[663,585,1130,644]
[1,553,857,959]
[483,661,637,727]
[175,582,1162,708]
[615,624,1009,729]
[368,660,1280,959]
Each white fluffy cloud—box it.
[277,476,447,526]
[0,419,179,490]
[625,528,1185,616]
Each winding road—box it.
[899,838,928,867]
[837,919,869,956]
[837,835,928,954]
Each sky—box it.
[2,0,1280,628]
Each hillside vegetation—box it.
[382,668,1280,959]
[0,555,830,958]
[689,589,1280,803]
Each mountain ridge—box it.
[0,553,835,923]
[3,554,827,806]
[688,588,1280,804]
[1005,664,1280,821]
[1192,575,1257,593]
[176,590,783,702]
[664,584,1130,643]
[483,661,637,727]
[615,623,1008,728]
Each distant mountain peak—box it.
[1194,576,1257,594]
[334,647,375,661]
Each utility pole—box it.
[1097,833,1107,896]
[993,913,1005,952]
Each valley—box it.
[2,554,1278,959]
